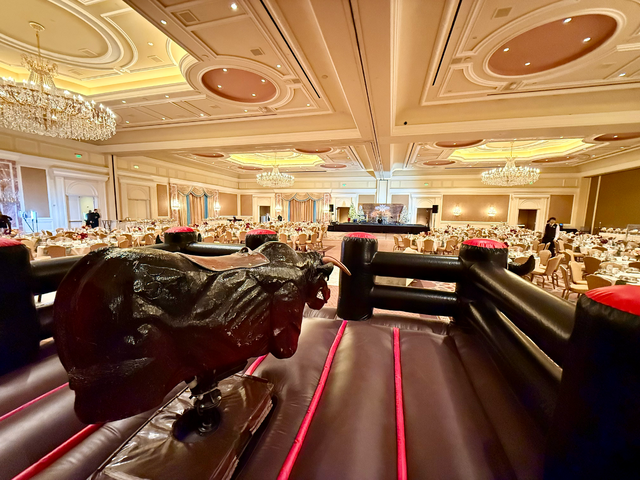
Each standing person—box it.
[0,210,12,234]
[85,209,93,227]
[90,209,101,228]
[541,217,560,256]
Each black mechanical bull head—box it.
[54,242,348,423]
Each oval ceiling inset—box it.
[594,132,640,142]
[238,166,263,171]
[295,147,332,154]
[320,163,347,168]
[194,153,225,158]
[531,156,574,164]
[201,68,277,103]
[489,15,617,76]
[423,160,455,166]
[434,140,483,148]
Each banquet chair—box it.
[225,231,233,243]
[202,236,215,243]
[143,234,155,245]
[47,245,67,258]
[90,243,109,251]
[512,256,530,265]
[586,274,614,290]
[306,233,318,250]
[401,237,413,250]
[393,235,401,251]
[569,261,587,285]
[424,238,435,253]
[238,231,247,244]
[317,230,325,249]
[437,239,456,255]
[118,239,131,248]
[296,233,308,252]
[416,238,425,253]
[538,249,552,267]
[559,265,588,300]
[530,255,562,288]
[583,256,602,275]
[278,233,292,248]
[531,239,540,251]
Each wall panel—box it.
[441,195,510,222]
[20,167,50,217]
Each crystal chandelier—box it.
[481,143,540,186]
[0,22,116,141]
[256,154,294,187]
[0,175,18,206]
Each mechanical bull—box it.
[53,242,348,424]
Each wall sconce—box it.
[171,199,180,210]
[487,206,497,217]
[214,202,221,211]
[452,205,462,216]
[275,204,283,213]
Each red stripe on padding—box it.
[245,354,268,376]
[277,320,348,480]
[0,382,69,424]
[12,423,102,480]
[393,328,408,480]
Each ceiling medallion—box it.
[256,154,294,188]
[481,142,540,186]
[0,23,116,141]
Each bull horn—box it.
[322,256,351,276]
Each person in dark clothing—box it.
[0,211,12,234]
[277,215,283,221]
[541,217,560,256]
[90,209,101,228]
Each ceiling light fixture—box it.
[222,68,227,72]
[165,95,169,98]
[525,62,531,66]
[200,113,205,116]
[261,79,266,83]
[231,3,238,10]
[251,93,256,96]
[619,72,626,77]
[162,117,166,120]
[0,22,116,140]
[148,42,154,46]
[160,20,167,25]
[583,37,591,43]
[217,85,222,88]
[563,18,572,24]
[276,64,281,68]
[122,100,126,103]
[125,121,130,124]
[503,47,509,52]
[256,153,295,188]
[244,109,248,112]
[481,142,540,186]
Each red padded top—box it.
[248,229,276,235]
[165,226,194,233]
[0,238,20,247]
[586,285,640,317]
[462,238,507,249]
[345,232,376,239]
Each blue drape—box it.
[204,194,209,219]
[186,197,191,225]
[313,201,316,222]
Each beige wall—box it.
[548,195,574,224]
[391,194,409,207]
[219,192,237,216]
[359,195,375,204]
[241,195,252,216]
[592,167,640,228]
[441,195,510,222]
[20,167,50,217]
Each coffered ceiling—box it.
[1,0,640,181]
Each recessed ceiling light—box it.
[217,85,222,88]
[503,47,509,52]
[276,64,281,68]
[306,103,310,106]
[524,62,531,66]
[619,72,626,77]
[122,100,126,103]
[560,136,564,138]
[222,68,227,72]
[251,93,256,96]
[613,135,618,138]
[125,121,130,123]
[230,3,238,10]
[261,79,266,83]
[160,20,167,25]
[148,42,154,46]
[563,18,572,24]
[162,117,166,120]
[244,109,248,112]
[583,37,591,43]
[200,113,205,116]
[165,95,169,98]
[133,165,139,169]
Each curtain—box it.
[172,184,220,224]
[289,199,315,222]
[189,195,205,225]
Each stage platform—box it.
[328,222,429,234]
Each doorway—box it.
[67,195,97,227]
[518,209,537,230]
[336,206,349,222]
[259,205,271,221]
[128,199,149,219]
[416,207,431,226]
